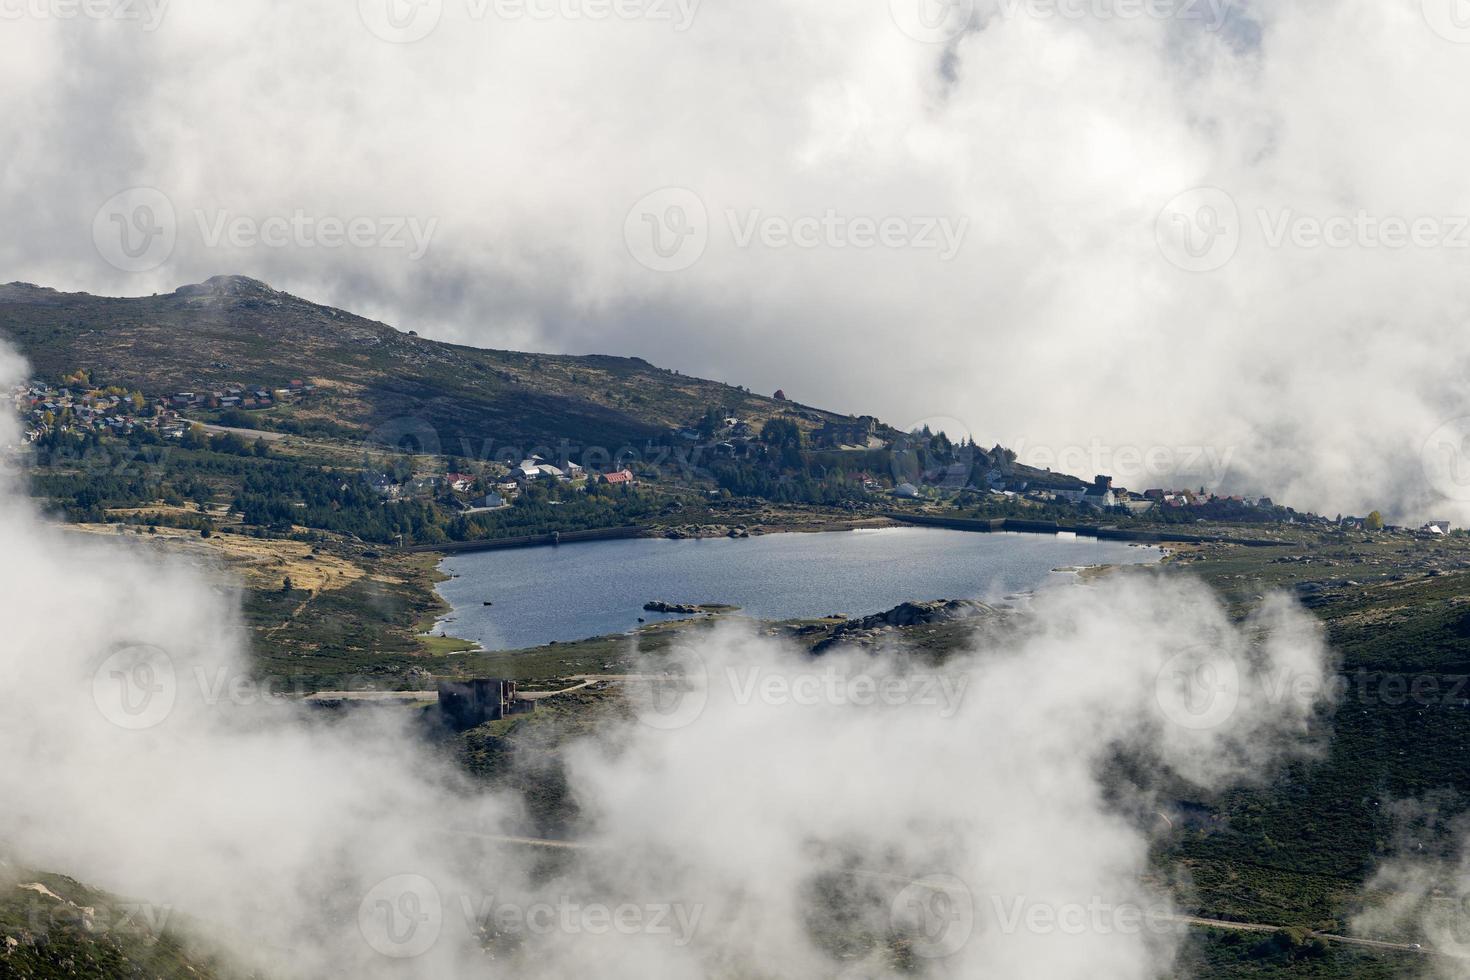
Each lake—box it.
[434,527,1162,651]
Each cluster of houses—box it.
[372,454,640,512]
[11,381,142,443]
[1034,479,1278,515]
[893,471,1281,518]
[673,416,760,458]
[9,376,318,446]
[671,413,892,459]
[166,378,316,412]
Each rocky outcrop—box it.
[644,601,705,615]
[810,599,996,652]
[643,601,740,615]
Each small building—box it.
[817,415,878,448]
[602,469,637,487]
[437,679,535,729]
[1080,475,1116,510]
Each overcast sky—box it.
[6,0,1470,521]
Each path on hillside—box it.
[444,830,1438,956]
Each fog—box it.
[0,345,1342,976]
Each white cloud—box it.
[0,332,1335,975]
[3,0,1467,520]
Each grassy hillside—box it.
[0,275,853,451]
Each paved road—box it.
[199,423,288,442]
[302,680,592,704]
[303,691,437,704]
[445,834,1441,956]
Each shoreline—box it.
[427,524,1164,656]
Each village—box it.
[7,375,319,445]
[6,374,1456,541]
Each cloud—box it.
[5,1,1470,520]
[0,332,1335,976]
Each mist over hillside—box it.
[7,2,1470,522]
[0,335,1338,978]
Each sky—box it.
[6,0,1470,521]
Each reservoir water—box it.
[435,527,1162,651]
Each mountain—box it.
[0,275,858,453]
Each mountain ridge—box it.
[0,275,859,453]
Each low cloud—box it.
[0,338,1338,977]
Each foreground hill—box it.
[0,275,854,451]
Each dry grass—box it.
[69,523,364,593]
